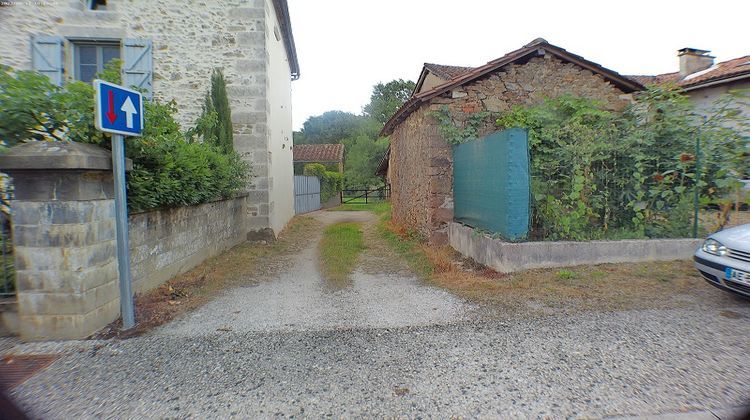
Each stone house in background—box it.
[631,48,750,123]
[379,38,643,244]
[292,143,345,174]
[0,0,300,237]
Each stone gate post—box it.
[0,141,131,340]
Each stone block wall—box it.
[390,54,633,244]
[389,106,453,244]
[13,200,119,340]
[128,195,249,293]
[0,142,122,340]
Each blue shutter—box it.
[122,38,153,99]
[30,35,64,86]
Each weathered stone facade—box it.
[0,0,297,235]
[389,55,633,244]
[129,195,249,293]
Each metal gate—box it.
[294,175,321,214]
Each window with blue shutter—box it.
[72,42,120,83]
[122,38,153,99]
[30,35,64,86]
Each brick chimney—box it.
[678,48,715,77]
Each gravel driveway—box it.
[7,211,750,418]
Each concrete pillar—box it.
[0,141,131,341]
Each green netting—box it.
[452,128,530,240]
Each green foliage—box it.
[126,134,249,212]
[321,171,344,203]
[494,87,748,240]
[430,106,491,145]
[295,78,414,188]
[303,163,343,203]
[0,64,250,213]
[302,163,326,177]
[296,111,379,145]
[342,135,389,188]
[319,222,365,285]
[556,269,577,280]
[293,162,338,175]
[363,79,416,125]
[190,69,233,153]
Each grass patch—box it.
[328,201,391,215]
[319,222,365,288]
[94,216,320,338]
[378,218,435,278]
[556,269,577,280]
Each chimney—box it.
[678,48,714,77]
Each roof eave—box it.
[272,0,300,80]
[380,42,645,137]
[682,71,750,91]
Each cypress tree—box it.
[208,69,234,154]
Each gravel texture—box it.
[7,211,750,419]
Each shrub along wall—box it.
[0,63,250,214]
[303,163,344,204]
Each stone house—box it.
[631,48,750,124]
[0,0,300,237]
[379,38,643,244]
[292,143,345,174]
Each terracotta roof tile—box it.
[382,38,644,136]
[423,63,474,80]
[628,55,750,90]
[293,144,344,162]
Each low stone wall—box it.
[129,195,248,293]
[449,222,702,273]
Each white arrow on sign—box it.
[120,96,138,129]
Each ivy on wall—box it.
[303,163,344,203]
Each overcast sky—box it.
[287,0,749,130]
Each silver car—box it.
[694,223,750,298]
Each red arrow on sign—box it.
[106,90,117,124]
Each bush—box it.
[0,63,250,213]
[303,163,343,203]
[494,87,748,240]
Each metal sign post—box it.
[112,134,135,328]
[94,79,143,330]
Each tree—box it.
[293,79,415,187]
[342,135,389,188]
[195,69,233,154]
[363,79,416,125]
[296,110,377,145]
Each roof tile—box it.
[627,55,750,90]
[293,144,344,163]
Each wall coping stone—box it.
[0,141,132,172]
[449,222,702,273]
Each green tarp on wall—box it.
[452,128,529,240]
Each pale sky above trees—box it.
[287,0,749,129]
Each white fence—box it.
[294,175,321,214]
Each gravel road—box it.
[7,211,750,419]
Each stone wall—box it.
[128,195,249,293]
[0,142,122,340]
[390,55,633,244]
[389,106,452,243]
[449,222,701,273]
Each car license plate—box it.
[725,267,750,286]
